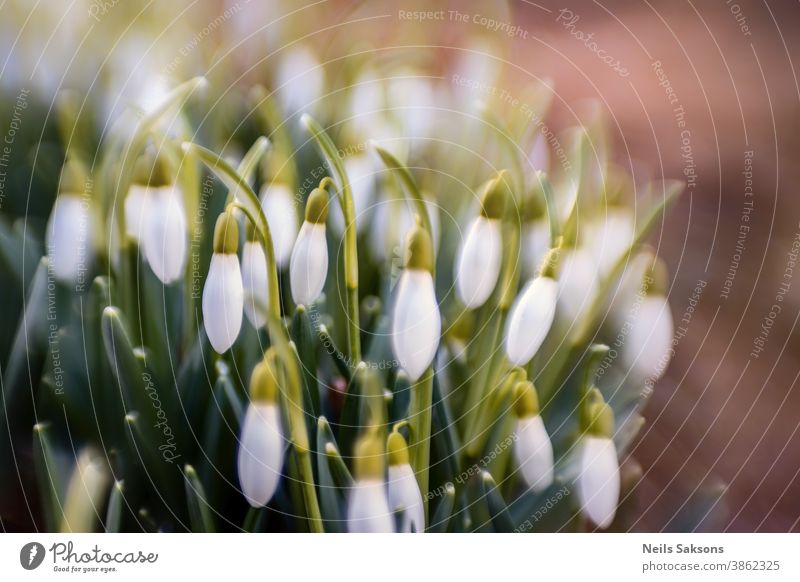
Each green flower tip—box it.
[353,430,384,480]
[305,187,329,224]
[539,244,562,279]
[387,431,410,466]
[585,388,614,438]
[59,157,89,195]
[405,223,434,273]
[213,210,239,254]
[133,147,174,188]
[250,352,279,403]
[514,381,540,418]
[480,170,509,220]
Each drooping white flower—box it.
[141,185,188,284]
[46,159,93,284]
[513,382,554,493]
[238,356,285,507]
[241,239,269,329]
[275,45,324,115]
[505,275,558,366]
[260,182,299,268]
[386,431,424,533]
[577,436,620,529]
[330,154,374,234]
[455,174,507,309]
[557,247,599,324]
[348,431,394,533]
[623,290,673,381]
[290,187,329,305]
[369,194,440,263]
[124,184,149,242]
[585,209,635,276]
[456,217,502,308]
[203,211,243,353]
[576,390,620,529]
[392,225,441,382]
[521,219,549,279]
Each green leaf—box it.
[316,416,346,532]
[236,136,270,186]
[481,471,514,533]
[33,422,65,532]
[428,483,455,533]
[183,465,216,532]
[292,305,321,435]
[105,481,125,533]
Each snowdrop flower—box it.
[622,262,674,381]
[241,228,269,329]
[290,187,329,305]
[46,159,93,284]
[576,389,620,529]
[392,224,441,382]
[330,154,374,234]
[387,431,424,533]
[455,173,507,309]
[585,208,635,276]
[348,431,394,533]
[557,246,599,324]
[238,353,285,507]
[129,149,188,284]
[203,210,243,353]
[260,182,299,268]
[513,381,554,493]
[505,250,559,366]
[275,45,324,116]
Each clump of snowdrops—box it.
[8,74,683,533]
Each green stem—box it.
[301,114,361,362]
[409,367,434,518]
[182,142,281,321]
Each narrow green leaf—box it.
[429,483,455,533]
[236,136,270,186]
[481,471,514,533]
[105,480,125,532]
[183,464,216,532]
[324,442,354,489]
[33,422,65,532]
[316,416,346,532]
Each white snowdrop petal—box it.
[241,241,269,329]
[347,479,394,533]
[392,270,441,381]
[514,416,554,493]
[388,464,425,533]
[142,186,187,284]
[505,277,558,366]
[261,184,299,268]
[521,220,550,278]
[275,46,323,115]
[124,185,150,241]
[237,403,284,507]
[557,248,599,324]
[290,222,328,305]
[455,217,502,308]
[46,195,92,283]
[587,210,635,275]
[577,436,620,529]
[624,295,674,380]
[203,254,244,353]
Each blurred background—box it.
[0,0,798,532]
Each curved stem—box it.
[301,114,361,363]
[182,142,281,321]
